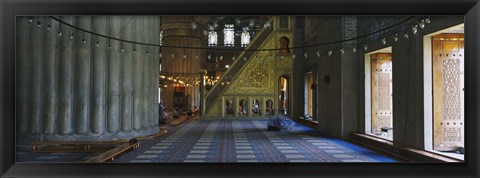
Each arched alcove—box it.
[252,99,261,116]
[238,99,247,116]
[278,75,290,115]
[265,99,274,115]
[225,99,234,116]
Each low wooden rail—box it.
[84,142,140,163]
[31,140,122,153]
[31,128,168,162]
[169,115,198,127]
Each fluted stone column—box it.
[43,16,59,134]
[133,17,144,130]
[16,16,161,149]
[74,16,91,134]
[91,16,107,134]
[142,16,150,128]
[30,17,44,135]
[120,16,133,131]
[107,16,121,133]
[58,16,74,135]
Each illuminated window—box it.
[241,28,250,47]
[364,47,393,141]
[224,24,234,46]
[305,72,315,121]
[208,31,217,46]
[423,24,465,160]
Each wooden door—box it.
[371,53,393,135]
[432,33,464,150]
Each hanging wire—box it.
[49,16,416,52]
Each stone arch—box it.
[265,99,274,115]
[238,99,247,116]
[225,98,234,116]
[279,36,291,55]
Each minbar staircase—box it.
[203,19,274,114]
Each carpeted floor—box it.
[113,119,397,163]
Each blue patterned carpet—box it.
[113,119,397,163]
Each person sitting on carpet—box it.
[158,101,168,124]
[192,106,199,116]
[267,114,295,131]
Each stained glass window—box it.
[224,24,234,46]
[241,28,250,47]
[208,31,217,46]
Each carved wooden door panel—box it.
[371,53,393,136]
[432,33,464,150]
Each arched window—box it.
[224,24,234,46]
[225,99,234,115]
[241,28,250,47]
[238,99,246,116]
[265,99,274,115]
[279,37,291,55]
[252,99,260,116]
[208,31,217,46]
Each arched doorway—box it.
[252,99,260,116]
[225,99,234,116]
[238,99,247,116]
[265,99,274,115]
[278,75,290,115]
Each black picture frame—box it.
[1,0,479,177]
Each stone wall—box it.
[298,15,465,150]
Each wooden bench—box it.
[31,140,123,153]
[136,127,168,140]
[169,116,191,127]
[84,142,140,163]
[170,115,200,127]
